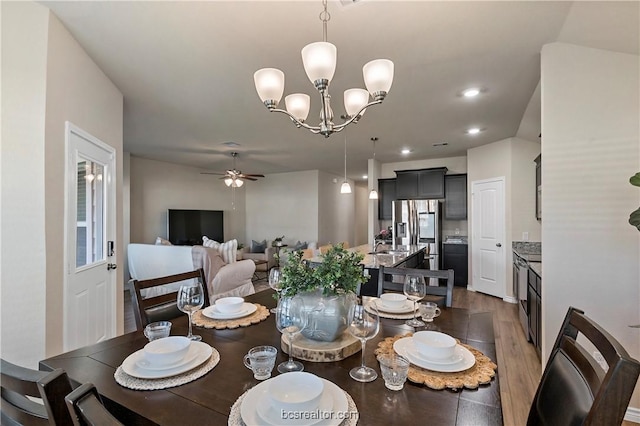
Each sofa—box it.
[127,243,255,304]
[241,244,277,273]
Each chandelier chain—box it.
[320,0,330,42]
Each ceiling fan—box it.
[200,152,265,187]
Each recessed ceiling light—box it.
[467,128,481,135]
[462,88,480,98]
[401,148,411,155]
[362,174,368,179]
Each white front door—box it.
[64,122,116,351]
[471,177,506,299]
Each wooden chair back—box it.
[1,359,73,426]
[129,268,209,331]
[377,266,454,307]
[65,383,122,426]
[527,307,640,425]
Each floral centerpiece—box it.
[279,244,366,342]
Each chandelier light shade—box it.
[254,0,393,138]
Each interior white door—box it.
[64,122,116,351]
[471,177,506,299]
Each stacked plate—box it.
[201,302,257,320]
[121,340,213,379]
[240,372,349,426]
[393,332,475,373]
[373,297,417,314]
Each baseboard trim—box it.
[625,406,640,423]
[502,296,517,304]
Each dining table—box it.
[39,290,502,425]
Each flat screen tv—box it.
[167,209,224,246]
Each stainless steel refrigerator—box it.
[392,199,442,270]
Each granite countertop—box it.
[443,236,468,245]
[308,244,427,269]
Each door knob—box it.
[107,263,117,270]
[496,243,502,247]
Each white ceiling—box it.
[40,1,639,181]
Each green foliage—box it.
[279,244,366,297]
[630,173,640,231]
[271,235,285,247]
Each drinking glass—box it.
[404,274,426,327]
[347,303,380,382]
[268,267,282,313]
[177,281,204,341]
[275,296,307,373]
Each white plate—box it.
[373,299,416,314]
[256,384,333,426]
[241,377,348,426]
[409,344,465,366]
[393,337,475,373]
[201,303,257,320]
[121,342,212,379]
[135,345,200,371]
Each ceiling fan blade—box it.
[241,176,258,181]
[242,174,265,178]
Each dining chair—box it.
[377,266,454,307]
[129,268,209,330]
[527,306,640,425]
[64,383,122,426]
[0,359,74,425]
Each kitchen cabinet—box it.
[395,167,447,200]
[442,243,468,286]
[444,174,467,220]
[528,267,542,358]
[535,154,541,221]
[378,178,396,220]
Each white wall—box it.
[541,42,639,408]
[245,170,319,246]
[1,2,124,364]
[381,156,467,179]
[129,156,244,246]
[1,1,50,367]
[318,171,355,246]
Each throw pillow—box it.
[251,239,267,253]
[203,236,237,263]
[155,237,172,246]
[293,240,308,250]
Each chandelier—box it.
[254,0,394,138]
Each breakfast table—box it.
[39,290,502,425]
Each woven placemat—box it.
[114,348,220,390]
[374,333,497,391]
[192,304,270,329]
[364,299,419,320]
[228,386,358,426]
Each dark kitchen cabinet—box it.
[395,168,447,200]
[378,178,396,220]
[442,243,468,287]
[535,154,541,221]
[444,174,467,220]
[528,268,542,358]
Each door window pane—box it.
[76,159,105,267]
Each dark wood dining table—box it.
[39,290,502,425]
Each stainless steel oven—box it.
[513,254,529,339]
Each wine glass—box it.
[268,267,282,313]
[404,274,426,327]
[347,303,380,382]
[177,281,205,341]
[275,296,307,373]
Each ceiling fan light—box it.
[363,59,394,96]
[344,88,369,117]
[369,189,379,199]
[224,178,233,187]
[301,42,337,84]
[254,68,285,104]
[340,181,352,194]
[285,93,311,121]
[235,178,244,188]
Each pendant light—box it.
[369,137,379,199]
[340,135,352,194]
